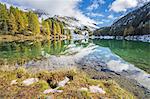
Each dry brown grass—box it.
[0,67,136,99]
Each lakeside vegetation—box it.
[0,67,135,98]
[0,3,71,40]
[0,40,71,66]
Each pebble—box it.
[10,80,18,85]
[43,89,63,94]
[79,87,88,91]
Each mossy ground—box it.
[0,67,136,99]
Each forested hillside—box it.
[0,3,71,39]
[94,2,150,36]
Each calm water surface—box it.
[93,39,150,73]
[0,39,149,73]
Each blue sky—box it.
[79,0,118,26]
[0,0,149,27]
[79,0,149,26]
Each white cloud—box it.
[86,12,104,17]
[87,0,105,11]
[102,19,110,23]
[0,0,97,25]
[110,0,150,12]
[107,14,118,20]
[97,21,104,25]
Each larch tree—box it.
[28,11,40,35]
[56,22,61,36]
[52,21,57,38]
[15,9,25,32]
[0,3,9,34]
[8,13,17,34]
[42,20,50,36]
[21,12,28,31]
[60,23,64,35]
[47,19,52,35]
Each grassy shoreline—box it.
[0,67,135,99]
[0,34,49,42]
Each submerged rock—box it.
[89,86,105,94]
[22,78,39,86]
[107,60,129,72]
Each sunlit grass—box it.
[0,67,135,99]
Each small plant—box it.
[57,87,64,90]
[15,67,28,78]
[79,90,91,99]
[33,80,49,91]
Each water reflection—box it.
[0,39,149,73]
[0,40,72,65]
[92,39,150,73]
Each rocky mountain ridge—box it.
[94,2,150,36]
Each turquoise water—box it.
[0,40,71,65]
[0,39,149,73]
[92,39,150,73]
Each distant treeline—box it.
[94,22,149,36]
[0,3,71,38]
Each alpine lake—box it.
[0,39,149,73]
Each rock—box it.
[107,60,129,72]
[22,78,39,86]
[79,87,88,92]
[43,89,63,94]
[10,80,18,85]
[89,86,105,94]
[58,77,70,87]
[45,95,54,99]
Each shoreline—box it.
[0,35,149,98]
[1,58,149,98]
[90,34,150,43]
[0,67,137,99]
[18,44,150,92]
[0,34,69,42]
[0,34,47,42]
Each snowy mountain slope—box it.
[37,13,98,38]
[112,2,150,28]
[94,2,150,36]
[37,14,98,31]
[32,7,98,31]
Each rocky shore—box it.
[23,43,150,98]
[91,34,150,43]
